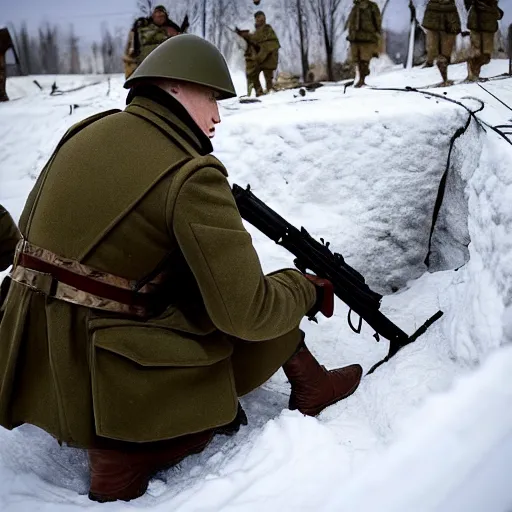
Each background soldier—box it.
[123,5,188,79]
[421,0,461,85]
[346,0,382,88]
[236,11,280,96]
[464,0,504,81]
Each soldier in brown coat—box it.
[421,0,461,85]
[464,0,504,80]
[346,0,382,88]
[123,5,188,79]
[0,35,362,502]
[236,11,281,95]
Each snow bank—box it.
[326,343,512,512]
[218,88,470,294]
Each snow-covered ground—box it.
[1,60,511,511]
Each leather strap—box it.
[18,253,156,309]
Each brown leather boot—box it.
[354,61,369,88]
[88,429,214,502]
[436,57,453,86]
[282,342,362,416]
[464,58,478,82]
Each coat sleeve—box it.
[0,205,21,271]
[171,166,316,341]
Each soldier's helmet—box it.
[153,5,168,15]
[124,34,237,100]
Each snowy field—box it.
[1,60,512,511]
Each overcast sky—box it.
[1,0,511,45]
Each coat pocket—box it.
[89,323,238,442]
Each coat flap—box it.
[92,325,233,367]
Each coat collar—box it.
[125,85,213,156]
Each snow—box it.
[1,60,512,511]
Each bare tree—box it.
[206,0,244,60]
[39,24,60,74]
[165,0,201,33]
[138,0,155,16]
[68,26,81,74]
[286,0,311,80]
[101,26,117,74]
[91,42,100,73]
[308,0,344,80]
[16,23,34,74]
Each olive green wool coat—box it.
[0,87,316,447]
[467,0,503,33]
[136,22,174,63]
[422,0,461,34]
[247,24,281,71]
[346,0,382,44]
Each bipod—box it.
[367,310,444,375]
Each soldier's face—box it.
[255,15,265,28]
[172,83,221,138]
[152,10,167,26]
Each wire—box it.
[370,85,511,147]
[365,85,512,267]
[477,83,512,113]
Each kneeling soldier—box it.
[0,35,362,503]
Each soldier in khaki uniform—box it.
[464,0,504,81]
[346,0,382,88]
[123,5,187,79]
[0,35,362,503]
[421,0,461,85]
[237,11,280,96]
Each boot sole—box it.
[88,473,150,503]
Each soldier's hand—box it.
[304,274,334,319]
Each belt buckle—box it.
[31,269,57,297]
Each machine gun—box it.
[232,184,443,374]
